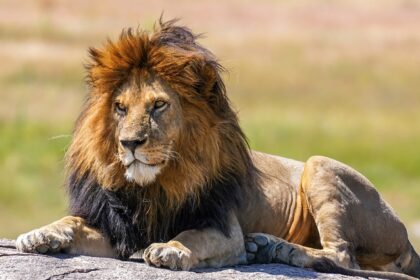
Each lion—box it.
[16,19,419,279]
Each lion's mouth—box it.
[120,151,166,168]
[136,159,165,167]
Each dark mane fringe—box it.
[68,168,247,259]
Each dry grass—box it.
[0,0,419,250]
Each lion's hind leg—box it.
[301,156,414,272]
[247,155,416,279]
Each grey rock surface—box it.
[0,239,364,280]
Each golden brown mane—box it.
[65,19,256,225]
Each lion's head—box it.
[65,19,259,258]
[65,19,255,206]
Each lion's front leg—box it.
[143,213,246,270]
[16,216,115,258]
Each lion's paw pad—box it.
[16,227,73,254]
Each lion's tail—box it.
[312,257,418,280]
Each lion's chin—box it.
[124,161,161,186]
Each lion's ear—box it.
[85,47,102,85]
[198,61,218,94]
[197,59,228,110]
[189,56,223,95]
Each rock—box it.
[0,239,363,280]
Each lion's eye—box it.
[154,100,168,111]
[115,102,127,116]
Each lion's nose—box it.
[120,137,147,152]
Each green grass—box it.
[0,121,69,237]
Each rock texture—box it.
[0,239,363,280]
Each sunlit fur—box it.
[65,19,257,242]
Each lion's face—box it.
[114,72,183,186]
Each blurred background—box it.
[0,0,419,250]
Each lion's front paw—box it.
[143,241,196,270]
[16,225,74,254]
